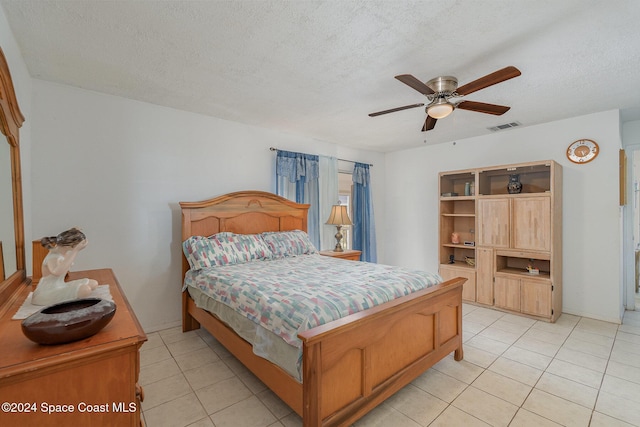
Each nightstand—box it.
[319,249,362,261]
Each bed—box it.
[180,190,465,427]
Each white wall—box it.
[30,80,384,332]
[385,110,623,323]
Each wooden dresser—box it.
[0,269,147,426]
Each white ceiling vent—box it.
[488,121,522,132]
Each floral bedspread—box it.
[183,254,442,349]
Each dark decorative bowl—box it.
[21,298,116,345]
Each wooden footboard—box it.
[298,277,464,427]
[184,276,464,427]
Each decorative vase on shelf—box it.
[507,174,522,194]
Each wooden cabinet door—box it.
[521,279,552,317]
[475,247,494,305]
[477,199,510,247]
[440,265,476,302]
[512,196,551,251]
[494,276,520,311]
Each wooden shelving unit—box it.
[439,160,562,322]
[438,169,478,302]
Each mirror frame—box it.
[0,45,27,310]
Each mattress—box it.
[183,254,442,380]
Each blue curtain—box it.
[275,150,320,249]
[352,163,377,262]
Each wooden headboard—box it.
[179,190,309,276]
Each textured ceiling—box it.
[2,0,640,152]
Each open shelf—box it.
[439,193,476,266]
[440,199,475,214]
[440,261,475,270]
[440,245,476,266]
[442,243,476,249]
[496,250,550,280]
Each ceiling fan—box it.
[369,66,521,132]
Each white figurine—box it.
[31,228,98,306]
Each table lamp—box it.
[326,204,353,252]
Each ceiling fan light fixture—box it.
[370,67,520,132]
[427,99,454,119]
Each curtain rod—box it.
[269,147,373,167]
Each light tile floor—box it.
[140,305,640,426]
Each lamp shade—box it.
[427,99,454,119]
[326,205,353,226]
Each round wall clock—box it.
[566,139,599,164]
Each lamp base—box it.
[334,226,344,252]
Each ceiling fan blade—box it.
[395,74,435,95]
[456,101,511,115]
[369,103,424,117]
[456,66,521,96]
[422,115,437,132]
